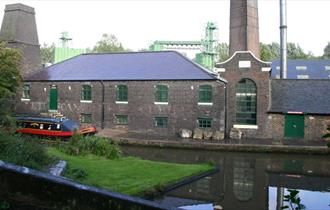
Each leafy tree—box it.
[281,189,305,210]
[92,34,125,53]
[322,42,330,59]
[40,43,55,65]
[215,42,229,62]
[0,42,21,127]
[287,43,313,59]
[260,42,280,61]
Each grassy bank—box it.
[48,147,212,195]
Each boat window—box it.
[39,124,44,129]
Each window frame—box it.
[80,113,92,123]
[81,85,92,102]
[154,117,168,128]
[155,85,168,104]
[197,117,213,128]
[235,79,257,126]
[116,85,128,103]
[198,85,213,104]
[22,84,31,100]
[115,114,128,125]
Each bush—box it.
[0,132,50,170]
[61,134,121,159]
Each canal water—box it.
[121,145,330,210]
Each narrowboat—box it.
[15,116,97,137]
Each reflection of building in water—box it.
[233,159,254,201]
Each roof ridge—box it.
[82,50,178,56]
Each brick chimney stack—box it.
[0,3,41,76]
[229,0,260,58]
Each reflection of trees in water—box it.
[233,158,255,201]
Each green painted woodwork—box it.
[49,86,58,110]
[81,85,92,101]
[116,115,128,125]
[199,85,212,103]
[155,85,168,102]
[198,118,212,128]
[235,79,257,125]
[154,117,168,128]
[284,114,304,138]
[116,85,128,102]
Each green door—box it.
[284,114,304,138]
[49,86,58,110]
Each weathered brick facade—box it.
[16,80,225,137]
[216,51,271,139]
[267,114,330,141]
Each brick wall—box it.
[267,114,330,141]
[216,51,271,139]
[16,80,225,137]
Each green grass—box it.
[47,147,213,195]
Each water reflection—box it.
[122,146,330,210]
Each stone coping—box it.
[0,160,180,210]
[112,137,330,155]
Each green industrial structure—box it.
[54,32,86,64]
[149,22,218,70]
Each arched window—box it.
[235,79,257,125]
[155,85,168,103]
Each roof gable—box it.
[26,51,217,81]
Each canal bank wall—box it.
[0,161,180,210]
[110,137,330,155]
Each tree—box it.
[215,42,229,62]
[322,42,330,59]
[287,43,313,59]
[92,34,125,53]
[40,43,55,65]
[260,42,280,61]
[0,42,22,127]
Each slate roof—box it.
[269,79,330,114]
[25,51,219,81]
[271,60,330,79]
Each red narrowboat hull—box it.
[16,128,74,137]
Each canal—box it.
[122,145,330,210]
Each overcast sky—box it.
[0,0,329,56]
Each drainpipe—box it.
[224,83,227,138]
[99,81,105,129]
[280,0,288,79]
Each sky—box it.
[0,0,329,56]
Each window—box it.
[22,84,30,99]
[235,79,257,125]
[154,117,168,128]
[297,75,309,79]
[81,85,92,101]
[296,66,307,70]
[198,118,212,128]
[199,85,212,103]
[116,85,128,102]
[81,114,92,123]
[155,85,168,103]
[115,115,128,125]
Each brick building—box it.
[3,2,330,140]
[16,51,227,137]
